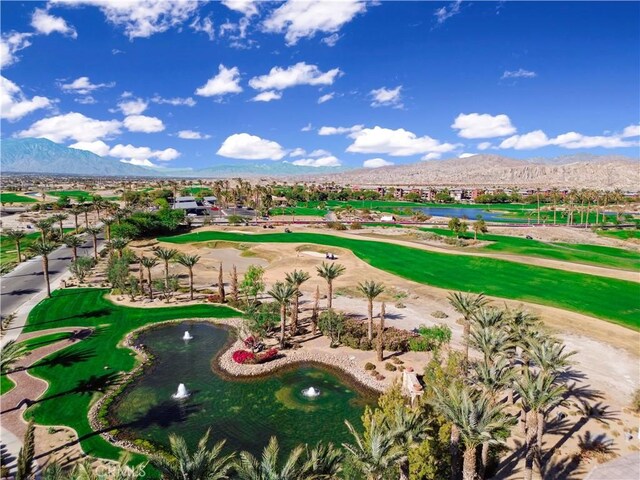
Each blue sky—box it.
[1,0,639,171]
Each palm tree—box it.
[343,418,403,480]
[472,356,514,402]
[150,429,234,480]
[387,405,430,480]
[35,218,54,244]
[433,385,514,480]
[63,234,84,262]
[80,204,92,229]
[235,437,305,480]
[513,370,567,479]
[316,262,345,310]
[376,302,386,362]
[102,217,115,242]
[527,337,575,375]
[141,256,158,300]
[268,281,297,348]
[285,269,310,335]
[302,442,343,479]
[28,241,57,297]
[110,237,129,259]
[51,213,68,234]
[469,326,512,364]
[153,246,178,287]
[357,280,385,341]
[5,229,26,263]
[69,206,82,232]
[176,254,201,300]
[0,340,27,374]
[448,292,488,364]
[85,225,102,260]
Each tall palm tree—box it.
[433,385,514,480]
[28,241,57,297]
[527,337,575,375]
[51,213,68,234]
[357,280,385,341]
[35,218,54,244]
[102,217,115,242]
[80,204,92,229]
[268,281,297,348]
[513,370,567,479]
[141,256,158,300]
[448,292,488,364]
[387,405,430,480]
[342,418,403,480]
[110,237,129,259]
[153,246,178,287]
[376,302,386,362]
[176,254,201,300]
[0,340,27,374]
[85,225,103,260]
[69,206,82,232]
[472,356,514,402]
[62,234,84,262]
[150,429,234,480]
[5,229,26,263]
[285,269,310,335]
[235,437,304,480]
[302,442,344,479]
[469,326,512,364]
[316,262,345,310]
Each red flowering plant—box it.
[232,350,256,364]
[257,348,279,363]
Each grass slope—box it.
[46,190,91,199]
[23,289,239,461]
[161,231,640,329]
[596,229,640,240]
[1,230,73,266]
[0,192,37,203]
[422,228,640,271]
[1,375,15,395]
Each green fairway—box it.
[270,206,328,217]
[1,375,15,395]
[23,289,239,461]
[0,192,37,203]
[1,230,73,266]
[46,190,92,199]
[19,331,75,351]
[422,228,640,271]
[161,231,640,329]
[596,229,640,240]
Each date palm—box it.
[176,254,201,300]
[5,229,26,262]
[433,385,514,480]
[268,281,297,348]
[150,429,234,480]
[51,213,68,234]
[513,370,567,478]
[85,225,102,260]
[140,256,158,299]
[0,340,27,374]
[285,269,310,335]
[62,234,84,262]
[69,206,82,232]
[28,241,57,297]
[357,280,385,341]
[527,337,575,375]
[80,204,92,229]
[235,436,304,480]
[448,292,488,364]
[102,217,115,241]
[316,262,345,310]
[35,218,54,244]
[153,246,178,287]
[110,237,129,259]
[343,418,403,480]
[302,442,343,479]
[469,326,512,364]
[387,405,430,480]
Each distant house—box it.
[380,215,396,222]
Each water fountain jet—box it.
[172,383,190,399]
[183,331,193,341]
[301,387,320,398]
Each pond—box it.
[412,206,521,222]
[109,322,376,455]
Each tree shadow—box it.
[29,347,96,369]
[493,438,524,478]
[1,288,40,296]
[540,453,584,479]
[26,308,112,329]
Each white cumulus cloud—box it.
[0,32,33,68]
[363,158,394,168]
[459,153,476,158]
[118,98,148,115]
[52,0,200,40]
[622,124,640,138]
[60,76,114,95]
[69,140,111,156]
[217,133,286,160]
[16,112,122,142]
[109,143,179,165]
[318,124,363,136]
[346,126,460,157]
[195,64,243,97]
[499,129,639,150]
[370,86,402,108]
[123,114,165,133]
[263,0,367,45]
[318,92,334,104]
[31,8,77,38]
[451,113,516,139]
[249,62,341,91]
[178,129,211,140]
[151,95,196,107]
[1,76,52,121]
[292,155,341,167]
[289,148,306,157]
[222,0,259,16]
[251,91,282,102]
[477,142,493,150]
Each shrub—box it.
[232,350,256,364]
[384,363,397,371]
[326,221,347,231]
[341,318,417,353]
[364,362,376,371]
[409,337,431,352]
[257,348,279,363]
[416,324,452,351]
[391,357,403,365]
[207,294,222,303]
[432,310,449,319]
[375,373,385,381]
[632,389,640,413]
[350,222,363,230]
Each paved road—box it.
[1,233,101,321]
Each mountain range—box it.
[1,138,638,189]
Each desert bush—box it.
[391,357,404,365]
[326,221,347,231]
[432,310,449,319]
[341,318,417,352]
[384,362,397,371]
[631,388,640,413]
[350,222,363,230]
[364,362,376,371]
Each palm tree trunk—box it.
[147,268,153,300]
[72,246,77,262]
[92,236,98,260]
[367,299,374,341]
[74,215,79,232]
[451,424,462,480]
[280,305,286,348]
[291,293,299,335]
[15,241,22,263]
[164,261,169,288]
[537,412,545,450]
[462,445,477,480]
[327,280,333,309]
[189,269,194,300]
[399,459,410,480]
[138,262,144,286]
[377,302,385,362]
[42,255,51,298]
[480,441,490,479]
[463,319,470,366]
[524,410,539,480]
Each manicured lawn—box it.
[19,332,74,351]
[1,375,15,395]
[596,229,640,240]
[161,231,640,330]
[23,289,239,461]
[422,228,640,271]
[0,192,37,203]
[270,206,328,217]
[1,230,73,266]
[46,190,92,199]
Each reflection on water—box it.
[412,206,518,221]
[109,322,376,455]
